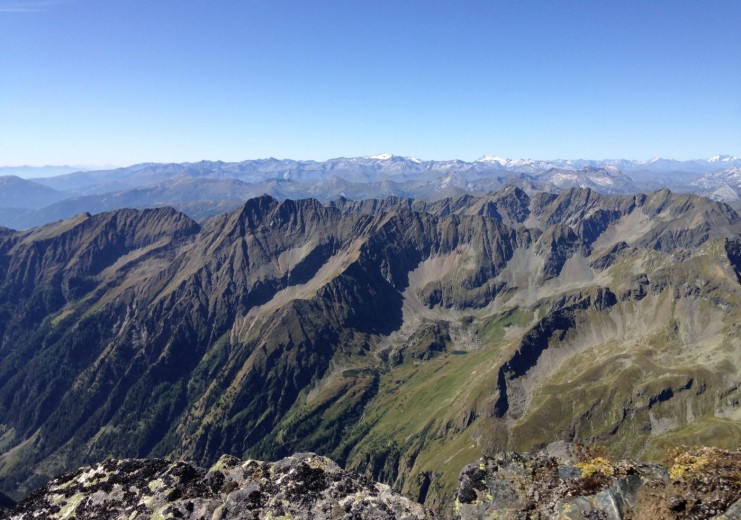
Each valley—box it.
[0,187,738,515]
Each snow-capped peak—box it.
[367,153,394,160]
[708,154,741,162]
[476,155,510,163]
[644,157,664,164]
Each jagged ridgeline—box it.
[0,187,739,511]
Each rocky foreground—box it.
[3,445,739,519]
[4,453,430,520]
[456,444,740,520]
[455,443,741,520]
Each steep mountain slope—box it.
[0,188,738,515]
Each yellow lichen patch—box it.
[54,478,77,491]
[209,456,234,473]
[670,454,704,479]
[668,446,740,481]
[150,505,171,520]
[147,478,165,492]
[576,457,615,479]
[58,492,86,520]
[306,456,335,471]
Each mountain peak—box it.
[709,154,741,162]
[476,155,510,162]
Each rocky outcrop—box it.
[6,446,739,520]
[6,453,433,520]
[455,444,740,520]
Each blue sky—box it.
[1,0,739,166]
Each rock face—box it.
[6,453,432,520]
[455,444,740,520]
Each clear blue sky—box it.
[1,0,739,166]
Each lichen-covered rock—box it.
[5,453,433,519]
[455,443,740,519]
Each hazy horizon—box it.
[3,152,741,178]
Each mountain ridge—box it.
[0,188,738,513]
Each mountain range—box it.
[1,155,740,230]
[0,186,738,514]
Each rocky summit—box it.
[5,445,739,519]
[5,453,431,520]
[456,444,741,520]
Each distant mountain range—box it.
[0,165,99,179]
[0,155,740,229]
